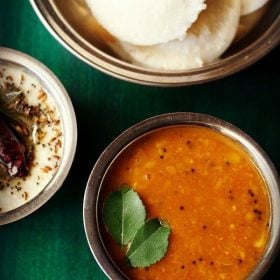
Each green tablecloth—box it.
[0,1,279,279]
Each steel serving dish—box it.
[83,112,280,279]
[0,47,77,225]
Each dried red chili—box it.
[0,115,26,177]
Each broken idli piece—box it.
[111,0,241,71]
[241,0,270,16]
[85,0,206,46]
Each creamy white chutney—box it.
[0,65,63,212]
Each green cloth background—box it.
[0,1,279,279]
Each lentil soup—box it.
[100,125,270,280]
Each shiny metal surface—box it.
[0,47,77,225]
[84,112,280,280]
[30,0,280,86]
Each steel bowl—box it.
[30,0,280,86]
[0,47,77,225]
[83,112,280,279]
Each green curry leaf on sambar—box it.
[103,186,171,268]
[126,218,171,267]
[103,186,146,245]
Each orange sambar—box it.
[101,126,270,280]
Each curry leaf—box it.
[126,218,170,267]
[103,186,146,245]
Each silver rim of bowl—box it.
[0,47,77,225]
[83,112,280,280]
